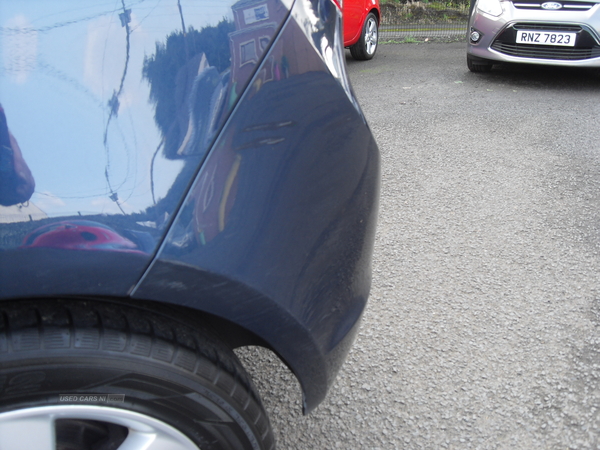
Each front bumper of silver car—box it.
[467,0,600,67]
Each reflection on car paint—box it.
[0,104,35,208]
[0,0,381,416]
[165,0,347,249]
[133,0,380,411]
[0,0,291,254]
[20,220,150,254]
[294,0,358,108]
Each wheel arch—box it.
[129,260,352,414]
[369,7,381,25]
[0,291,332,415]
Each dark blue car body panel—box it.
[0,0,379,413]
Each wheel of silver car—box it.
[0,299,274,450]
[467,55,493,73]
[350,12,379,60]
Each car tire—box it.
[350,12,379,61]
[467,55,493,73]
[0,299,274,450]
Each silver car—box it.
[467,0,600,71]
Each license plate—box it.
[516,30,577,46]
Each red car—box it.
[343,0,381,60]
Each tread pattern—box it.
[0,298,275,450]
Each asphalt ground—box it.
[236,42,600,449]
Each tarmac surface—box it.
[236,42,600,449]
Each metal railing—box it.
[379,1,470,41]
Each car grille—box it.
[512,0,597,10]
[492,42,600,58]
[491,23,600,60]
[513,23,583,31]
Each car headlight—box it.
[477,0,503,17]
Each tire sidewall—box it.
[0,342,263,450]
[351,12,378,60]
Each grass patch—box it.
[382,0,469,8]
[380,35,465,43]
[402,36,419,43]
